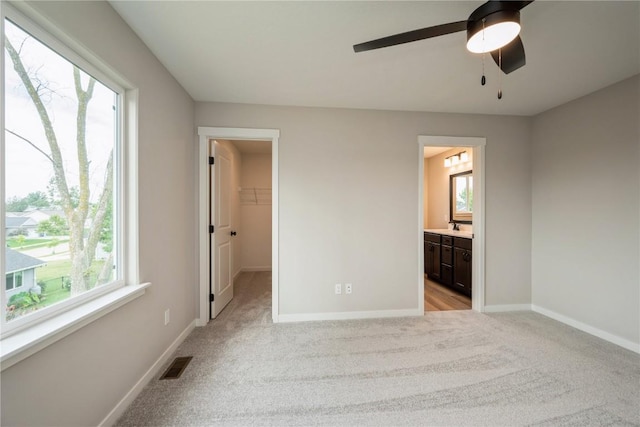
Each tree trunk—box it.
[97,252,114,286]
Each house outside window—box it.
[4,248,46,320]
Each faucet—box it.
[451,221,459,231]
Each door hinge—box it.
[209,225,214,233]
[209,294,214,302]
[208,156,214,165]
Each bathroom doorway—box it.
[418,136,486,313]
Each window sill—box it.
[0,283,151,371]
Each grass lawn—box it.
[7,238,48,248]
[38,259,106,283]
[7,237,68,250]
[36,259,106,307]
[41,285,71,306]
[38,260,74,283]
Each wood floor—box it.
[425,275,471,311]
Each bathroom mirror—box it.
[450,170,473,224]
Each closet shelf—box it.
[239,187,272,205]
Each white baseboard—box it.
[483,304,532,313]
[277,308,423,323]
[531,305,640,354]
[241,266,272,272]
[98,319,197,426]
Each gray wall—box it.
[531,75,640,345]
[196,104,533,315]
[1,2,197,426]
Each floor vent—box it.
[160,356,193,380]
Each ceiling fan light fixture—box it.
[466,10,521,54]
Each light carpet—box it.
[116,271,639,426]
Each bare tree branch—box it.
[73,67,96,223]
[5,128,54,163]
[5,34,73,214]
[84,151,113,269]
[17,36,28,55]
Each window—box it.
[6,272,23,291]
[450,171,473,223]
[2,8,130,337]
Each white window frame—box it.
[0,3,147,370]
[451,171,473,222]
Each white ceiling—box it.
[423,146,451,158]
[109,1,639,116]
[231,140,272,155]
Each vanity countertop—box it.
[424,229,473,239]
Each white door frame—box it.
[418,135,486,312]
[197,127,280,326]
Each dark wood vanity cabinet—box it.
[424,232,472,297]
[424,233,441,280]
[440,236,453,286]
[453,237,472,297]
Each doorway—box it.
[198,127,280,326]
[418,135,486,313]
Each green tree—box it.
[47,180,80,209]
[15,235,26,248]
[48,238,60,254]
[457,188,473,212]
[6,32,113,296]
[37,215,68,236]
[5,191,50,212]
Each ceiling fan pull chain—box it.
[497,48,503,99]
[481,19,486,86]
[481,52,486,86]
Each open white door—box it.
[210,140,234,318]
[198,127,279,326]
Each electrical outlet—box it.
[345,283,352,294]
[335,283,342,295]
[164,309,170,325]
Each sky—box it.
[4,18,116,203]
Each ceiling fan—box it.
[353,1,534,76]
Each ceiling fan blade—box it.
[491,35,526,74]
[470,1,533,21]
[353,20,467,53]
[511,1,535,11]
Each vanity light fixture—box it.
[444,151,470,168]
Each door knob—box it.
[230,231,237,236]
